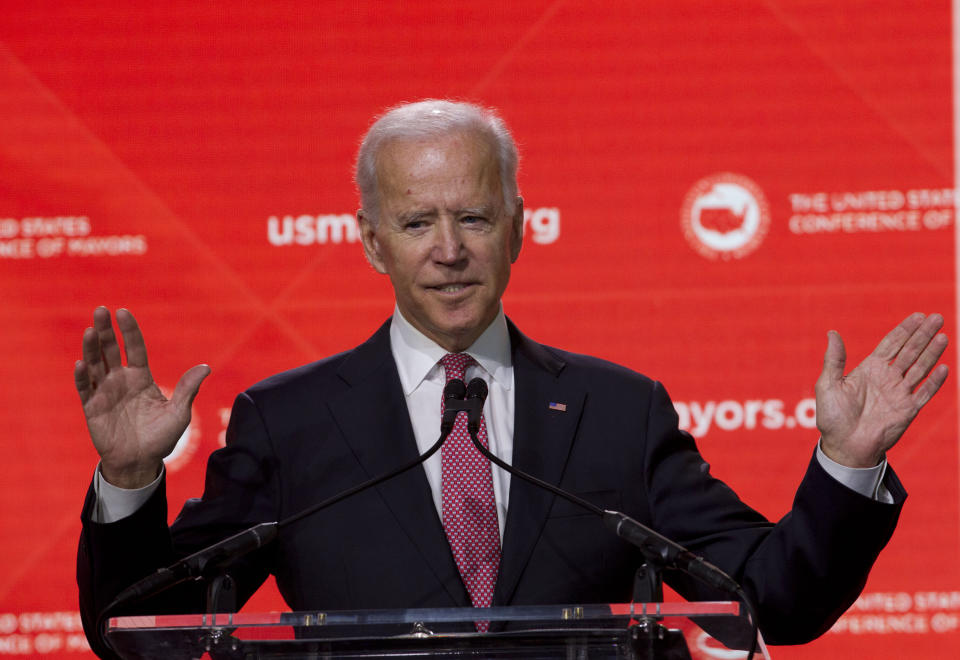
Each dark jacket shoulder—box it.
[508,319,660,394]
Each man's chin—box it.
[425,317,490,352]
[399,300,498,350]
[434,326,483,352]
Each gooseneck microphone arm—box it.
[100,377,759,658]
[98,379,471,652]
[462,378,738,590]
[464,378,605,518]
[461,377,760,658]
[282,379,465,529]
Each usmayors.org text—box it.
[673,398,816,438]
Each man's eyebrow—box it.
[396,210,435,223]
[396,206,499,223]
[458,206,498,217]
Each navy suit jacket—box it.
[79,319,905,652]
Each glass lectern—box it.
[105,601,770,659]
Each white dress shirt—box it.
[93,309,892,522]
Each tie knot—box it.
[440,353,476,383]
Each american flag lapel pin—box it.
[548,401,567,412]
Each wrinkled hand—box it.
[74,307,210,488]
[816,313,949,468]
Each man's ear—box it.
[510,196,524,263]
[358,210,388,274]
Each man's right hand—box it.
[74,307,210,489]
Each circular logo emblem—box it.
[159,385,201,473]
[695,629,752,658]
[164,423,199,473]
[680,173,770,260]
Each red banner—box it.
[0,2,956,657]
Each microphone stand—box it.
[97,380,472,658]
[99,377,760,658]
[461,378,761,660]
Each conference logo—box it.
[680,173,770,260]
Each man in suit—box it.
[76,100,949,654]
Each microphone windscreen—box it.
[466,377,488,402]
[443,378,466,401]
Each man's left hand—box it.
[816,313,949,468]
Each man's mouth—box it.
[430,283,474,294]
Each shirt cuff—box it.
[92,463,164,523]
[815,442,894,504]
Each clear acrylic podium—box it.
[105,602,769,659]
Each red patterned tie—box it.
[440,353,501,631]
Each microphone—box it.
[102,379,470,620]
[601,512,740,593]
[460,377,757,656]
[465,377,487,435]
[108,522,278,608]
[459,377,741,595]
[441,378,467,434]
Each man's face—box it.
[359,130,523,352]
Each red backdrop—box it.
[0,1,957,657]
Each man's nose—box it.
[432,219,463,264]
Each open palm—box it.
[816,313,948,468]
[74,307,209,488]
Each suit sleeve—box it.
[643,381,904,644]
[77,392,281,656]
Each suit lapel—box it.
[325,319,586,608]
[494,322,585,605]
[328,322,469,606]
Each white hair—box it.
[355,99,519,225]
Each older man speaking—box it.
[76,100,948,654]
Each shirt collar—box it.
[389,305,513,396]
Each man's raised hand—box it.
[816,313,949,468]
[74,307,210,488]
